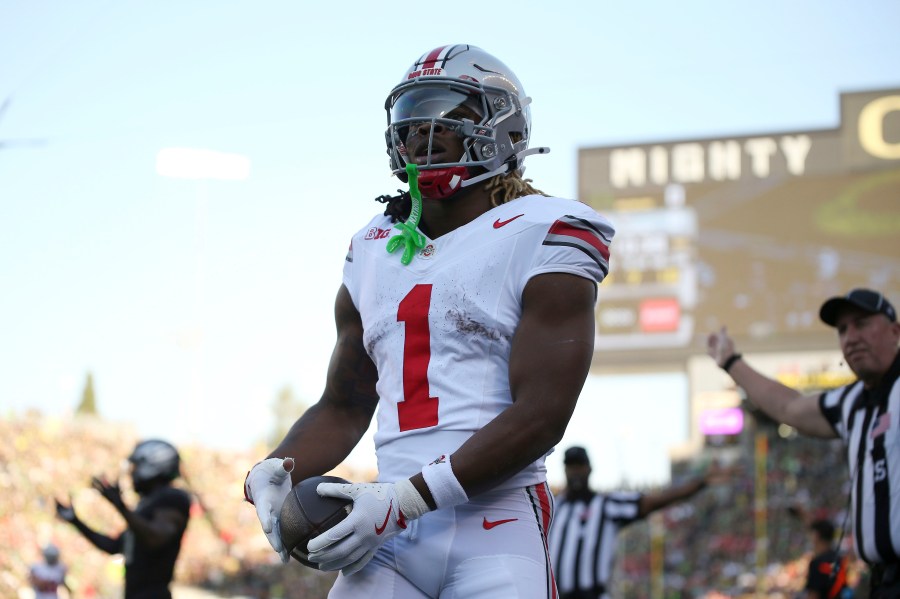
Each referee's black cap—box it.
[819,288,897,327]
[564,446,591,466]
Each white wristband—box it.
[421,455,468,509]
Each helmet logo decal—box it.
[407,45,463,79]
[407,67,443,80]
[472,63,502,75]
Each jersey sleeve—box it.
[602,491,643,526]
[526,206,614,285]
[819,391,844,439]
[819,383,861,441]
[342,213,388,307]
[342,238,355,297]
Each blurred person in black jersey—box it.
[788,503,855,598]
[56,439,191,599]
[804,518,853,599]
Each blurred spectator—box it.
[29,543,71,599]
[803,519,852,599]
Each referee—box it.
[708,288,900,598]
[548,446,725,599]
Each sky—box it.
[1,1,898,490]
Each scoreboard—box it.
[580,88,900,369]
[594,197,698,351]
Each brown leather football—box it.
[279,475,352,569]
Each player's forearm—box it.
[449,363,584,498]
[405,408,566,512]
[268,285,378,483]
[268,400,373,485]
[444,271,595,497]
[70,518,121,554]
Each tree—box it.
[268,386,307,446]
[76,372,98,416]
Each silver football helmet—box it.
[385,44,548,198]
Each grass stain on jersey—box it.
[446,308,507,342]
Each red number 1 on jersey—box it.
[397,284,439,431]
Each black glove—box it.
[91,476,127,511]
[55,496,78,523]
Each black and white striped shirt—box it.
[820,350,900,565]
[548,491,643,598]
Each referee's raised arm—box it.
[706,326,835,438]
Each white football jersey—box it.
[343,195,614,489]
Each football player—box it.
[245,44,615,598]
[56,439,191,599]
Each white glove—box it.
[307,479,430,576]
[244,457,294,563]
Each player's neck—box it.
[420,184,494,239]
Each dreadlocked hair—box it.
[484,171,548,207]
[373,172,549,223]
[374,189,412,224]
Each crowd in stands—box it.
[0,411,363,598]
[608,411,865,598]
[1,408,864,598]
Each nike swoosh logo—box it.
[375,500,393,535]
[493,214,525,229]
[482,517,518,530]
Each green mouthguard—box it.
[386,164,427,265]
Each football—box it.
[279,475,353,569]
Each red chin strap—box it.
[416,166,470,199]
